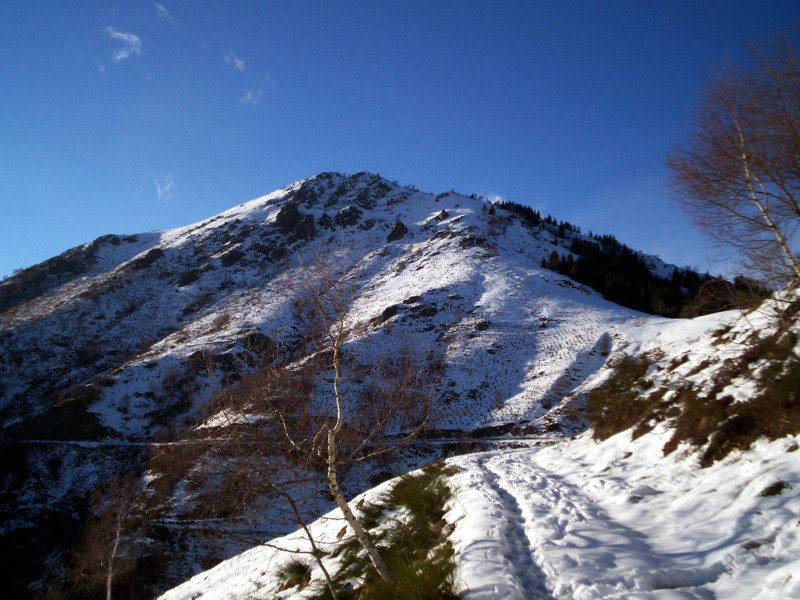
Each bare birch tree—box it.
[203,252,436,590]
[71,475,144,600]
[666,29,800,288]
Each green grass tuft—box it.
[304,460,460,600]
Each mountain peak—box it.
[0,171,757,598]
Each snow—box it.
[158,479,399,600]
[157,260,800,600]
[161,427,800,600]
[5,171,799,597]
[448,429,800,599]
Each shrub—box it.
[588,319,800,466]
[177,269,201,287]
[276,558,313,592]
[59,383,102,406]
[664,329,800,466]
[586,353,660,441]
[220,248,244,267]
[294,461,460,600]
[760,480,790,497]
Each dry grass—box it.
[588,315,800,466]
[585,353,661,441]
[663,329,800,466]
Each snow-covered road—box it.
[448,429,800,600]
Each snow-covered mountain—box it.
[0,172,683,440]
[160,293,800,600]
[2,172,797,599]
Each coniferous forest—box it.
[494,200,746,318]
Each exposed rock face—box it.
[273,201,301,233]
[334,204,363,227]
[387,221,408,242]
[273,202,315,241]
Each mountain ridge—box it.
[0,172,732,597]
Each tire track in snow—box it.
[479,456,555,600]
[481,450,723,599]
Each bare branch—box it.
[187,248,440,590]
[667,28,800,288]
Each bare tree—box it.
[666,29,800,288]
[71,475,145,600]
[199,252,436,590]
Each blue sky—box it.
[2,2,800,279]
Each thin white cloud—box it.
[105,27,141,63]
[239,88,265,105]
[154,174,175,203]
[154,3,175,25]
[487,194,506,204]
[225,50,245,72]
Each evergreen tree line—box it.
[495,199,764,317]
[495,200,578,236]
[543,239,704,317]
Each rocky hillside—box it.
[0,172,711,597]
[161,291,800,600]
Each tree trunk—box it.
[326,450,396,584]
[326,341,396,584]
[736,116,800,282]
[106,513,122,600]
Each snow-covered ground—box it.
[159,425,800,600]
[159,298,800,600]
[450,428,800,600]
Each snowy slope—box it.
[159,296,800,600]
[160,428,800,600]
[2,171,775,597]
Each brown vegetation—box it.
[588,303,800,466]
